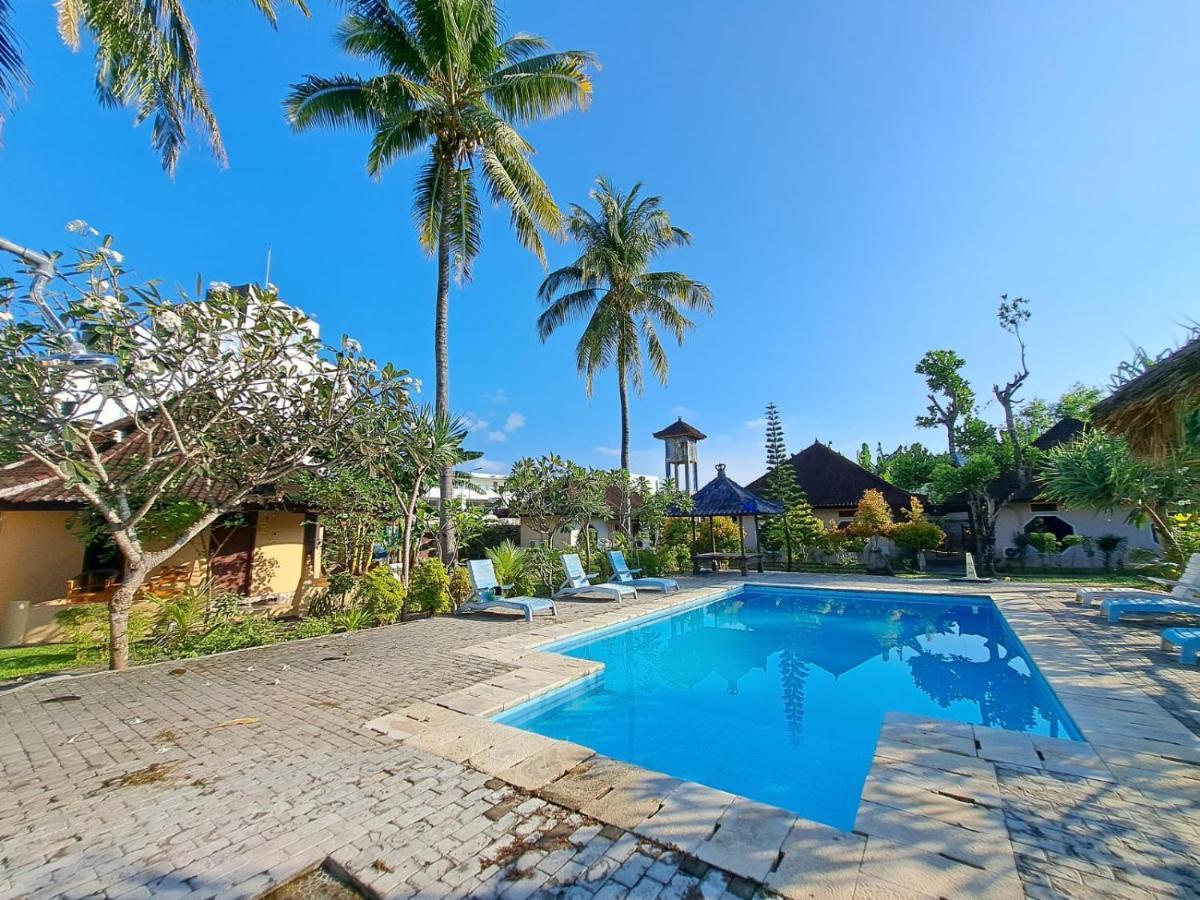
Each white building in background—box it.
[424,471,509,510]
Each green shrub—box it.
[524,544,563,596]
[331,606,369,632]
[292,617,335,639]
[358,565,406,625]
[486,540,535,597]
[655,543,691,574]
[409,558,452,614]
[1093,533,1128,570]
[186,616,278,656]
[56,603,150,663]
[448,566,473,607]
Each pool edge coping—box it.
[364,577,1200,899]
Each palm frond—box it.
[412,155,445,253]
[365,107,426,175]
[55,0,308,173]
[285,73,382,131]
[536,287,600,340]
[487,50,595,122]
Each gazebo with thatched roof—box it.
[1093,333,1200,461]
[669,463,785,575]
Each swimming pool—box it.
[497,584,1079,830]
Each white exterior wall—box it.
[995,503,1160,566]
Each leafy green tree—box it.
[928,428,1007,574]
[536,178,713,471]
[890,499,945,570]
[875,443,944,493]
[993,295,1032,484]
[757,403,813,568]
[857,443,874,471]
[285,0,594,563]
[847,489,894,538]
[0,236,400,670]
[915,349,975,458]
[1040,430,1197,561]
[560,463,611,569]
[0,1,309,172]
[765,402,790,470]
[504,455,571,545]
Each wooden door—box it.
[209,513,258,595]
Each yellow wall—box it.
[0,509,316,646]
[251,512,313,595]
[0,512,84,606]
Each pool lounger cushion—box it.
[1162,627,1200,665]
[1102,596,1200,624]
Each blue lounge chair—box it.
[555,553,635,603]
[459,559,556,623]
[1078,579,1199,608]
[607,550,680,594]
[1161,627,1200,665]
[1102,595,1200,624]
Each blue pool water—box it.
[497,585,1079,829]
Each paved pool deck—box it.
[1,573,1198,899]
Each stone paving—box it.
[0,574,1197,899]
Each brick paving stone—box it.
[3,575,1200,899]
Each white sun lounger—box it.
[458,559,556,622]
[555,553,635,603]
[1147,552,1200,592]
[607,550,679,594]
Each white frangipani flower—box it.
[209,281,230,292]
[0,310,12,322]
[342,336,362,354]
[99,247,124,263]
[65,219,89,234]
[156,309,182,331]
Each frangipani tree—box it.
[0,230,405,669]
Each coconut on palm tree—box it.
[536,178,712,472]
[284,0,594,563]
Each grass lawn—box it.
[992,570,1156,586]
[0,644,87,683]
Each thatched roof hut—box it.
[1093,335,1200,460]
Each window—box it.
[1030,502,1058,513]
[837,509,856,519]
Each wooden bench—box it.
[691,551,765,577]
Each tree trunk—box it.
[108,566,149,671]
[998,393,1026,486]
[617,361,630,474]
[435,160,456,566]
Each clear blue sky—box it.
[3,2,1198,482]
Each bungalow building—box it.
[985,418,1159,566]
[0,450,323,647]
[745,440,922,528]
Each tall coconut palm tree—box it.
[0,1,309,172]
[284,0,593,563]
[537,178,713,472]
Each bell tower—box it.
[652,418,707,492]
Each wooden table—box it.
[691,551,764,577]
